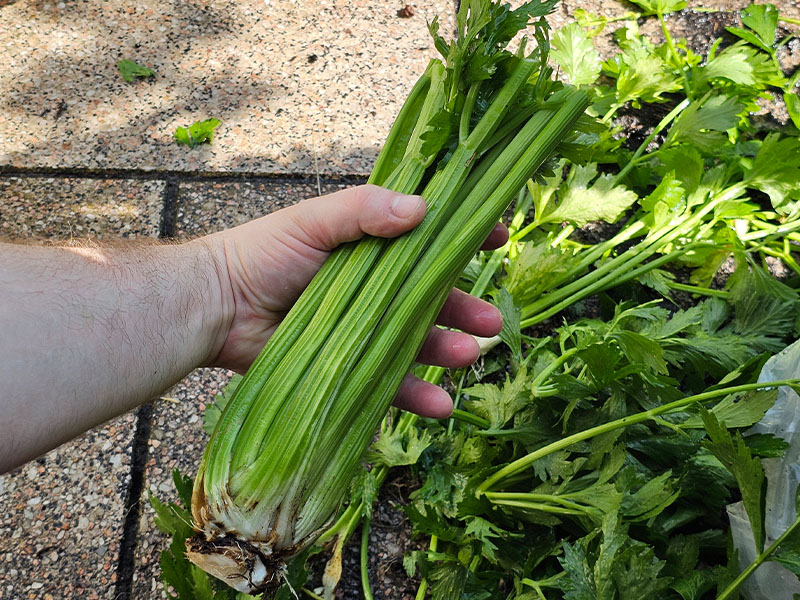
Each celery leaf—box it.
[666,95,742,152]
[465,367,531,429]
[552,23,602,86]
[203,374,243,435]
[117,58,155,82]
[174,118,221,148]
[539,164,637,227]
[742,133,800,213]
[726,3,779,51]
[494,288,522,364]
[701,408,766,553]
[681,389,777,429]
[505,241,582,305]
[627,0,686,16]
[367,426,432,467]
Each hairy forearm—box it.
[0,239,229,472]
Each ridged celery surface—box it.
[187,0,588,593]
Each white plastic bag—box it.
[729,340,800,599]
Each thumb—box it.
[285,184,426,251]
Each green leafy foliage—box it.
[203,375,243,435]
[174,118,221,148]
[367,426,432,467]
[701,408,766,552]
[742,133,800,213]
[117,58,155,82]
[537,163,637,227]
[552,23,602,86]
[601,24,682,111]
[726,3,779,53]
[627,0,686,16]
[464,367,532,429]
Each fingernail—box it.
[478,308,500,322]
[390,194,423,219]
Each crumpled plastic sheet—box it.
[729,340,800,599]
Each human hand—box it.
[202,184,507,417]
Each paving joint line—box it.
[112,402,155,600]
[160,178,180,238]
[0,165,368,186]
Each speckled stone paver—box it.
[0,0,452,176]
[0,176,163,600]
[172,178,351,236]
[0,176,164,241]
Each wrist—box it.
[188,235,236,368]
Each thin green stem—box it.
[520,182,746,327]
[447,370,469,435]
[716,512,800,600]
[748,241,800,276]
[484,491,595,514]
[610,98,690,187]
[667,281,730,299]
[360,515,374,600]
[659,13,692,96]
[522,571,566,590]
[415,535,438,600]
[531,347,580,389]
[477,379,800,493]
[550,225,575,247]
[451,408,491,429]
[460,82,481,143]
[303,587,324,600]
[489,498,588,516]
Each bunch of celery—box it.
[186,0,588,594]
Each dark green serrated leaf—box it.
[742,133,800,213]
[770,548,800,575]
[701,408,766,552]
[612,542,671,599]
[671,569,717,600]
[744,433,790,458]
[558,541,596,600]
[430,561,468,600]
[621,471,680,521]
[610,330,669,374]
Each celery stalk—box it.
[185,1,588,594]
